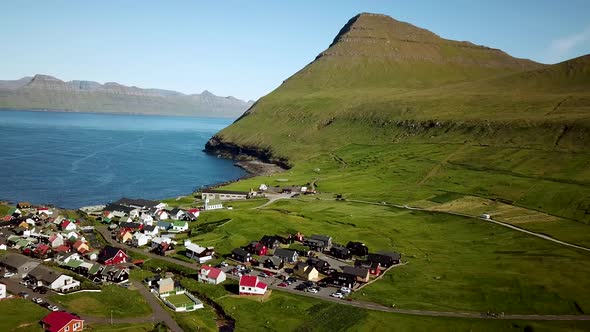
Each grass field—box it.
[88,323,161,332]
[166,293,195,308]
[0,298,47,332]
[49,285,152,318]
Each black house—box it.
[259,235,281,250]
[262,256,284,270]
[231,248,252,263]
[367,252,401,268]
[306,257,331,273]
[330,271,357,288]
[346,241,369,256]
[330,244,352,260]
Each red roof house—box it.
[98,246,128,265]
[54,245,71,254]
[198,265,226,284]
[239,275,267,295]
[33,244,52,258]
[41,311,84,332]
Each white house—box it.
[61,220,77,231]
[259,184,268,191]
[204,199,223,211]
[140,214,154,225]
[143,225,159,237]
[198,265,226,284]
[187,208,200,219]
[133,232,150,247]
[155,202,167,210]
[239,275,267,295]
[119,216,133,224]
[184,241,214,263]
[155,210,169,221]
[171,220,188,232]
[0,244,6,251]
[29,265,81,293]
[37,207,53,216]
[169,209,186,220]
[0,283,6,299]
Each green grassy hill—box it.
[207,13,590,227]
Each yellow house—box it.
[293,262,319,281]
[117,229,133,244]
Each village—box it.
[0,184,402,332]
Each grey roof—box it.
[311,234,332,242]
[264,256,282,266]
[274,249,297,259]
[29,265,63,284]
[143,225,157,232]
[202,189,250,195]
[232,248,250,257]
[114,197,160,208]
[378,252,402,260]
[0,253,34,269]
[341,266,369,277]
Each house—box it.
[198,265,226,284]
[98,246,128,265]
[171,220,188,232]
[143,225,159,237]
[117,229,133,244]
[202,189,253,201]
[60,220,77,232]
[184,241,214,263]
[346,241,369,257]
[330,271,357,288]
[204,198,223,210]
[305,234,332,252]
[17,202,31,209]
[187,208,200,219]
[100,265,129,283]
[119,222,141,230]
[155,210,169,221]
[0,283,6,299]
[132,232,150,247]
[245,241,268,256]
[259,235,280,250]
[273,248,299,263]
[33,244,53,259]
[330,244,352,260]
[29,265,81,292]
[293,262,319,281]
[0,253,40,277]
[156,221,172,231]
[85,249,99,261]
[169,208,186,220]
[259,184,268,191]
[154,241,175,256]
[113,197,161,211]
[104,203,139,217]
[41,311,84,332]
[37,207,53,216]
[54,245,71,255]
[262,256,284,270]
[73,241,90,254]
[354,259,381,276]
[239,275,267,295]
[341,266,370,283]
[57,252,82,265]
[231,248,252,263]
[158,277,174,294]
[144,275,162,288]
[140,213,154,225]
[367,252,401,268]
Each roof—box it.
[159,277,174,287]
[104,203,136,214]
[41,312,82,332]
[188,208,200,213]
[202,189,250,195]
[29,265,63,284]
[143,225,157,232]
[240,275,259,287]
[341,266,369,277]
[0,253,34,269]
[265,256,282,266]
[98,245,125,261]
[88,264,103,275]
[186,242,207,254]
[120,222,141,229]
[274,248,297,259]
[311,234,332,242]
[114,197,160,208]
[232,248,250,257]
[55,245,70,253]
[172,220,187,227]
[201,265,223,279]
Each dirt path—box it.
[418,144,466,185]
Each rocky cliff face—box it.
[0,74,254,118]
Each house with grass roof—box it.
[171,220,188,232]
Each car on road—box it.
[340,287,352,294]
[330,292,344,299]
[3,272,15,278]
[306,287,318,294]
[18,291,29,298]
[278,282,288,287]
[295,284,306,291]
[220,261,228,267]
[40,302,50,308]
[258,273,267,278]
[31,297,43,304]
[38,287,48,294]
[47,305,59,311]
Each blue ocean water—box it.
[0,110,245,208]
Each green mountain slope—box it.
[207,13,590,225]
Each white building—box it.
[29,265,81,293]
[204,199,223,211]
[0,283,6,299]
[133,232,151,247]
[184,241,214,263]
[198,265,226,284]
[239,275,267,295]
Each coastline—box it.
[0,108,238,119]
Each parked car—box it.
[40,302,50,308]
[3,272,15,278]
[39,287,48,294]
[340,287,352,294]
[48,305,59,312]
[278,282,287,287]
[220,261,228,267]
[18,291,29,298]
[258,273,267,278]
[31,297,43,304]
[306,288,318,294]
[330,292,344,299]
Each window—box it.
[74,322,80,330]
[65,326,69,332]
[248,287,252,291]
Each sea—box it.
[0,110,245,208]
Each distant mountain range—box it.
[0,74,254,118]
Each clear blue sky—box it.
[2,1,589,100]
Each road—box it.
[253,193,294,209]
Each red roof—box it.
[61,220,71,228]
[257,281,268,290]
[55,245,70,253]
[2,215,11,221]
[240,275,266,290]
[201,265,222,279]
[38,207,49,211]
[188,208,200,213]
[41,312,82,332]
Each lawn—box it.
[166,293,195,308]
[88,323,160,332]
[190,198,590,315]
[0,298,47,332]
[49,285,152,318]
[224,198,270,210]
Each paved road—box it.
[253,193,294,209]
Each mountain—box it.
[0,75,254,118]
[207,13,590,224]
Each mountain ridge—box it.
[0,74,254,118]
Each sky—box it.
[1,1,589,101]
